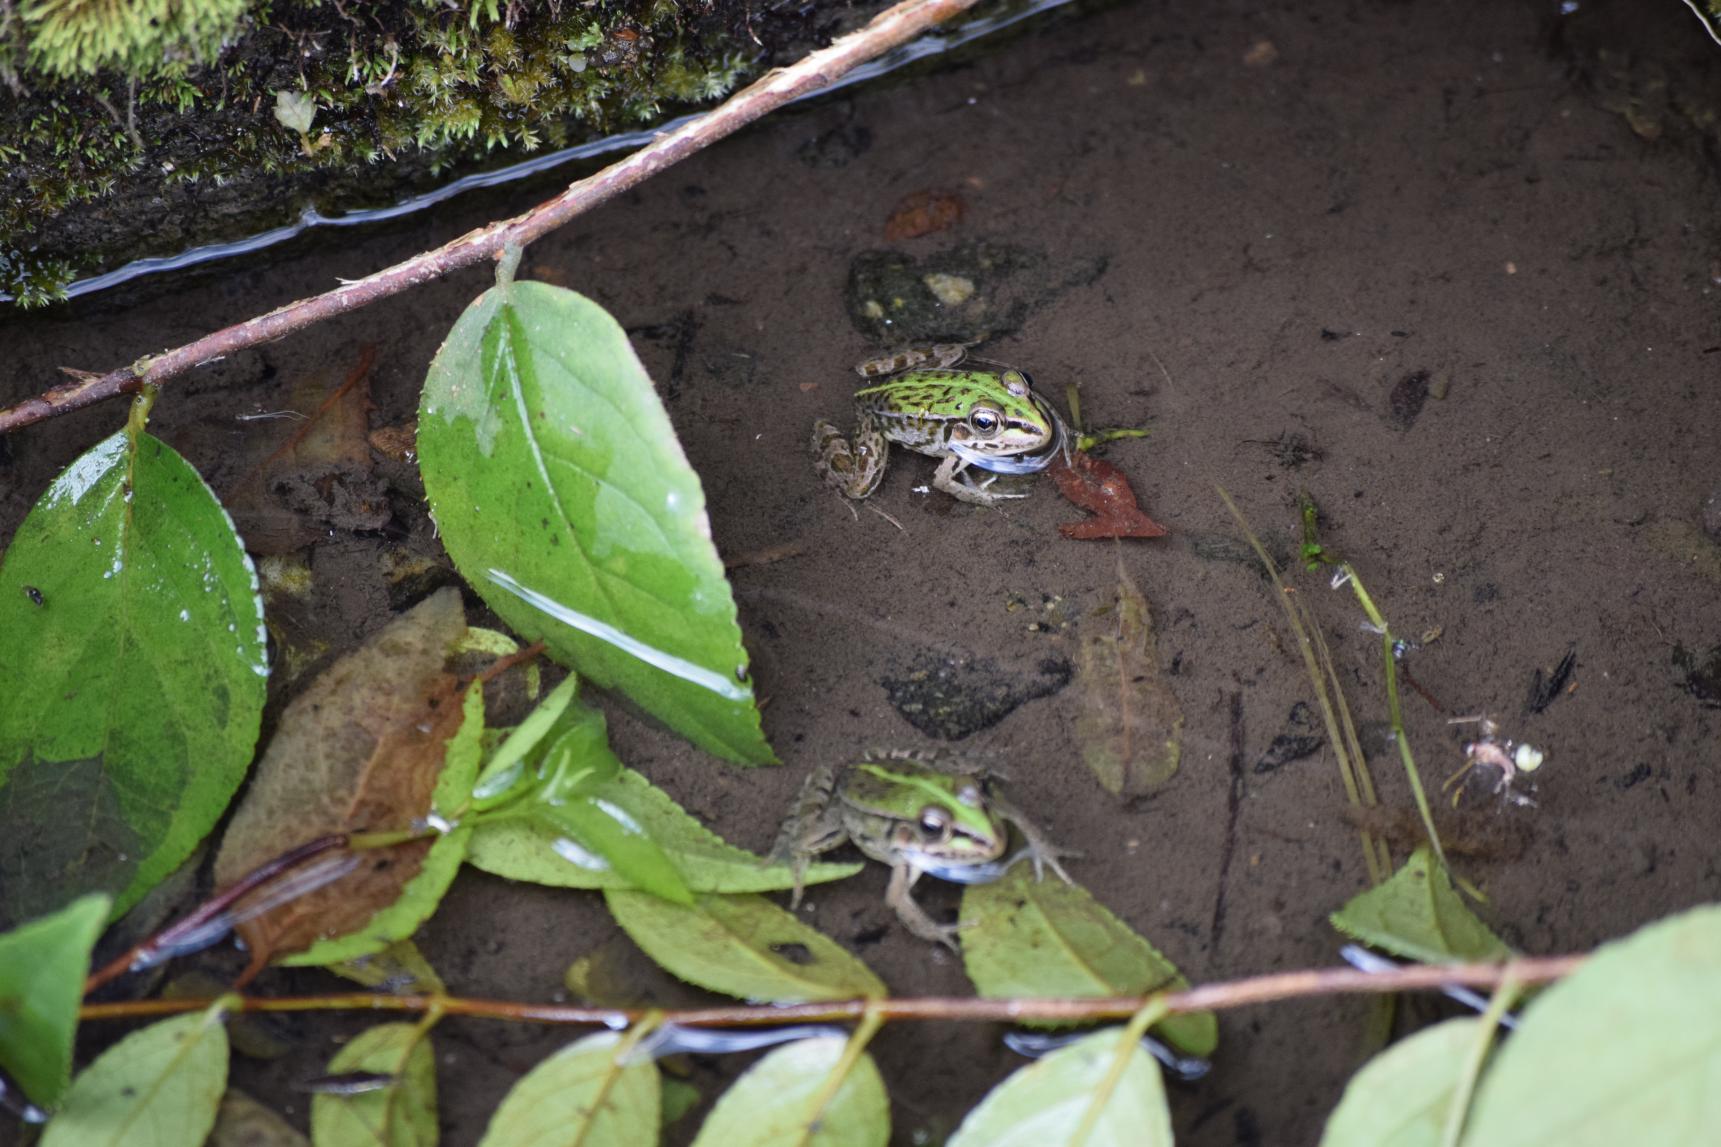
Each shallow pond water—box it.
[4,0,1721,1142]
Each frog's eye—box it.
[968,407,1002,437]
[918,806,952,840]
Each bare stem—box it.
[0,0,984,437]
[80,953,1586,1027]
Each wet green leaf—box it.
[1463,904,1721,1146]
[418,276,773,764]
[472,674,579,807]
[690,1037,888,1147]
[1073,560,1182,798]
[536,795,693,906]
[606,890,885,1003]
[469,766,860,894]
[0,429,267,925]
[961,867,1215,1057]
[0,893,109,1107]
[1320,1019,1479,1147]
[478,1031,660,1147]
[310,1023,437,1147]
[948,1028,1172,1147]
[43,1000,230,1147]
[1331,846,1510,964]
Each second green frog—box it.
[812,344,1066,506]
[773,750,1077,949]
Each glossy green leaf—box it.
[472,674,579,806]
[606,890,886,1003]
[1320,1019,1480,1147]
[0,429,268,925]
[690,1037,888,1147]
[310,1023,437,1147]
[536,795,693,905]
[948,1028,1172,1147]
[961,867,1216,1057]
[469,766,860,894]
[418,274,773,764]
[1463,903,1721,1146]
[478,1031,660,1147]
[1331,846,1510,964]
[0,893,109,1107]
[43,1000,230,1147]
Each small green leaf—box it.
[961,867,1215,1057]
[418,279,773,764]
[537,795,693,905]
[690,1037,888,1147]
[478,1031,660,1147]
[534,710,622,806]
[435,681,489,815]
[469,766,860,894]
[0,430,268,925]
[0,893,109,1107]
[1320,1019,1479,1147]
[310,1023,437,1147]
[472,674,578,805]
[606,890,886,1003]
[283,824,471,967]
[1463,903,1721,1146]
[1330,846,1510,964]
[43,1000,230,1147]
[948,1028,1172,1147]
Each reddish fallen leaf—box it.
[1048,450,1169,540]
[883,189,966,241]
[212,588,469,971]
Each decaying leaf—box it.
[1073,559,1182,799]
[212,588,470,969]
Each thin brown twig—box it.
[0,0,983,437]
[80,953,1587,1027]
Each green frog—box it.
[773,750,1076,949]
[812,345,1066,506]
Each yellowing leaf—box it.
[949,1028,1172,1147]
[1319,1019,1479,1147]
[1073,560,1181,799]
[310,1023,437,1147]
[691,1037,888,1147]
[478,1031,660,1147]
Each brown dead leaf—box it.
[212,588,468,967]
[1073,558,1183,800]
[883,189,966,241]
[227,345,392,554]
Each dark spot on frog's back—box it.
[880,651,1072,740]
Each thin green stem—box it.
[1071,998,1170,1146]
[1439,973,1520,1147]
[802,1001,885,1131]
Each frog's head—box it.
[859,764,1008,869]
[945,369,1060,461]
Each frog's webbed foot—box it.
[813,419,887,500]
[932,454,1027,506]
[886,863,963,951]
[988,788,1080,885]
[770,765,848,908]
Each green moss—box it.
[1,0,771,305]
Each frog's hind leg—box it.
[769,765,849,907]
[813,418,888,500]
[885,863,962,951]
[931,454,1025,506]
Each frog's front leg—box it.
[812,412,889,500]
[988,789,1080,885]
[885,862,962,951]
[931,454,1028,506]
[770,765,849,907]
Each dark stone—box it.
[880,651,1072,740]
[1386,368,1431,430]
[1674,644,1721,708]
[1255,701,1325,773]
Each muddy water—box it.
[5,0,1721,1142]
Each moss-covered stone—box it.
[0,1,859,307]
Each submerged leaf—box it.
[949,1028,1172,1147]
[1464,904,1721,1146]
[478,1031,660,1147]
[310,1023,436,1147]
[212,588,470,967]
[210,1088,310,1147]
[43,1000,230,1147]
[961,867,1215,1057]
[606,890,886,1003]
[690,1037,888,1147]
[0,894,110,1108]
[1330,846,1510,964]
[329,939,447,997]
[468,766,860,894]
[417,276,773,764]
[1072,560,1181,798]
[0,429,267,925]
[1319,1019,1479,1147]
